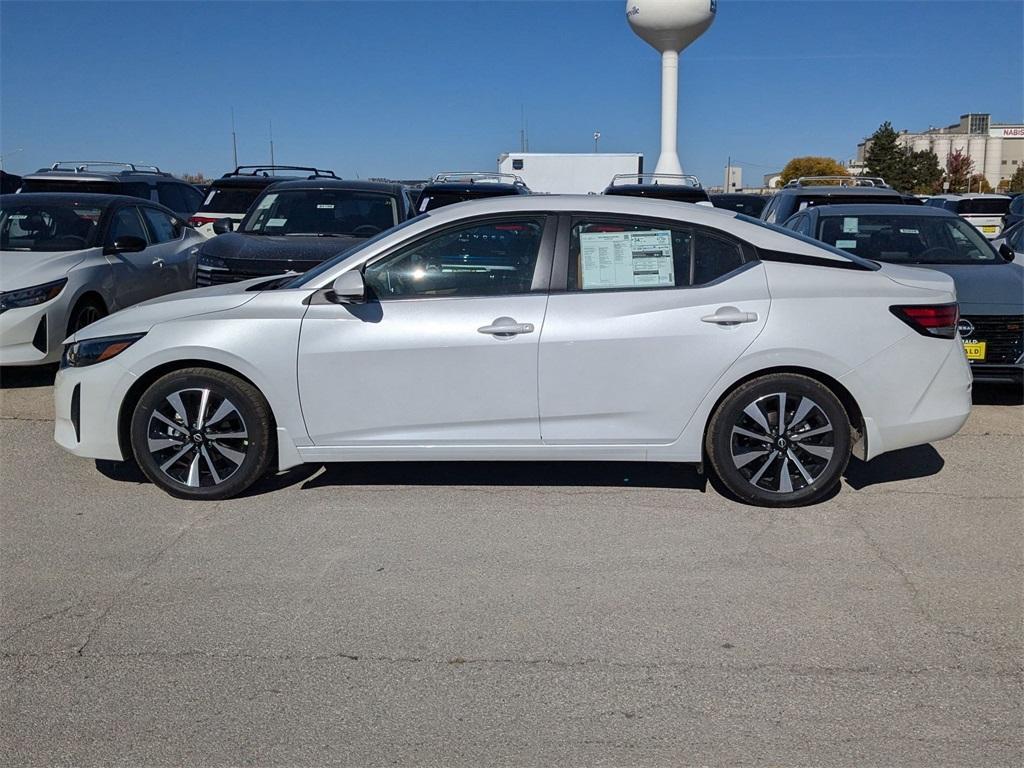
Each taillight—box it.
[890,303,959,339]
[189,216,219,226]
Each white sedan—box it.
[1,193,202,365]
[53,195,972,507]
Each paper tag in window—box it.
[266,218,287,227]
[843,217,859,233]
[900,228,919,234]
[836,239,857,249]
[316,204,334,209]
[580,230,673,290]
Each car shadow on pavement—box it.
[972,382,1023,406]
[299,461,707,492]
[843,444,944,490]
[0,365,58,389]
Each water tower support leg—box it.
[655,49,683,176]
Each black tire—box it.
[705,373,851,507]
[129,367,274,500]
[67,297,107,335]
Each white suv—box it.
[926,194,1012,239]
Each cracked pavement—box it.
[1,369,1021,767]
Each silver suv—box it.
[18,161,203,219]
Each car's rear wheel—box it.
[705,373,851,507]
[129,368,273,500]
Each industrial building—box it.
[855,113,1024,190]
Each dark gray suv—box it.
[760,176,906,224]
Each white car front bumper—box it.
[53,360,137,462]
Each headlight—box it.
[197,250,227,270]
[61,333,146,368]
[0,278,67,314]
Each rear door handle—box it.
[478,317,535,337]
[701,306,758,325]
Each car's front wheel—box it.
[130,367,273,500]
[705,373,852,507]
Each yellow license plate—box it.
[982,226,997,234]
[964,341,987,360]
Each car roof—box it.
[779,185,901,197]
[929,193,1010,200]
[261,178,407,194]
[804,203,958,217]
[0,192,158,207]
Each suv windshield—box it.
[815,214,998,264]
[419,188,518,213]
[242,189,399,237]
[796,193,900,211]
[0,200,103,252]
[199,186,264,215]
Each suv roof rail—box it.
[223,165,338,180]
[609,173,703,188]
[785,175,890,189]
[431,171,526,186]
[47,161,167,175]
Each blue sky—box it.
[2,1,1021,187]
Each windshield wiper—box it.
[283,232,350,237]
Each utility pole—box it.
[726,155,732,191]
[231,108,238,168]
[269,120,275,167]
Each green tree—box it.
[779,156,848,186]
[967,174,993,194]
[864,121,914,191]
[944,149,974,193]
[909,149,943,195]
[1007,164,1024,193]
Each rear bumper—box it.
[843,335,972,460]
[970,363,1023,384]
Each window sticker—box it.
[266,218,288,227]
[316,204,335,209]
[580,230,674,290]
[203,191,216,206]
[842,217,859,234]
[835,239,857,249]
[899,228,920,234]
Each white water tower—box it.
[627,0,716,177]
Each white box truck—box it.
[497,153,644,195]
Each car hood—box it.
[202,232,363,264]
[0,248,89,289]
[68,277,271,342]
[908,262,1024,315]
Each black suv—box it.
[709,192,768,217]
[415,172,530,213]
[18,161,203,218]
[760,176,905,224]
[603,174,711,204]
[189,166,338,235]
[195,178,419,286]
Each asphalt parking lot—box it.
[1,367,1021,767]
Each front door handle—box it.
[701,306,759,325]
[152,257,165,269]
[478,316,535,338]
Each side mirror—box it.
[107,235,147,254]
[330,271,366,303]
[212,218,234,235]
[999,242,1015,262]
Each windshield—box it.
[20,179,152,199]
[284,214,427,288]
[242,189,399,236]
[199,186,263,215]
[419,188,517,213]
[815,214,999,265]
[0,200,103,252]
[735,214,880,269]
[711,195,767,217]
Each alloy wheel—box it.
[145,387,249,488]
[730,392,835,494]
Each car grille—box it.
[196,260,320,287]
[962,314,1024,365]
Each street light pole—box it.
[593,131,601,153]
